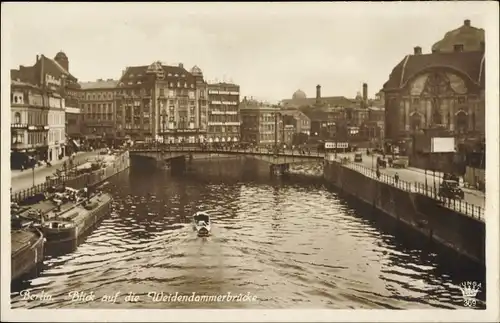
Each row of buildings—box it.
[10,50,383,170]
[10,19,485,169]
[10,55,244,168]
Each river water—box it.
[11,158,485,309]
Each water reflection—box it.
[11,158,485,309]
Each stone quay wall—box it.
[323,160,485,265]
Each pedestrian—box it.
[376,168,381,179]
[394,173,399,184]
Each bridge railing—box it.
[335,159,485,221]
[129,145,325,158]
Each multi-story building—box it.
[79,79,119,146]
[283,125,296,145]
[65,106,83,153]
[115,61,207,143]
[10,81,49,169]
[53,51,82,147]
[10,52,74,164]
[47,95,66,161]
[240,98,283,146]
[383,19,485,147]
[207,82,241,143]
[280,109,311,136]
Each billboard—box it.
[431,137,455,153]
[325,142,348,149]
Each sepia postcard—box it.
[1,1,499,322]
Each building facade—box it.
[115,62,209,144]
[240,98,283,146]
[65,106,83,153]
[207,82,241,143]
[47,95,66,161]
[10,52,75,165]
[280,109,311,136]
[10,81,49,168]
[383,19,485,150]
[79,79,119,146]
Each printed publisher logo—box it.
[458,281,481,308]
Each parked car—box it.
[438,180,465,200]
[354,153,363,162]
[392,157,408,168]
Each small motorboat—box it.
[193,211,211,237]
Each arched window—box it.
[456,111,468,133]
[410,113,422,132]
[14,112,21,124]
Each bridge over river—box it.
[129,146,324,166]
[130,146,485,222]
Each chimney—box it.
[316,84,321,104]
[122,70,126,76]
[362,83,368,105]
[464,19,471,27]
[178,63,184,69]
[36,55,39,62]
[414,46,422,55]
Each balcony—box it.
[11,123,28,130]
[28,125,49,131]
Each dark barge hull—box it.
[11,228,45,281]
[41,194,113,243]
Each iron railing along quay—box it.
[339,159,485,221]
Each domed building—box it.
[432,19,485,53]
[292,89,307,100]
[54,51,69,72]
[382,19,485,172]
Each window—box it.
[458,96,466,104]
[14,112,21,123]
[456,111,468,133]
[412,97,420,105]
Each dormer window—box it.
[190,84,194,88]
[181,74,185,77]
[128,82,133,85]
[168,73,172,76]
[137,81,142,85]
[175,74,179,77]
[130,74,134,78]
[454,44,464,52]
[119,82,124,87]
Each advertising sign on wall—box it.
[325,142,348,149]
[431,137,455,153]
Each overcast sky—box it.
[2,2,493,103]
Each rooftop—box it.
[79,79,119,90]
